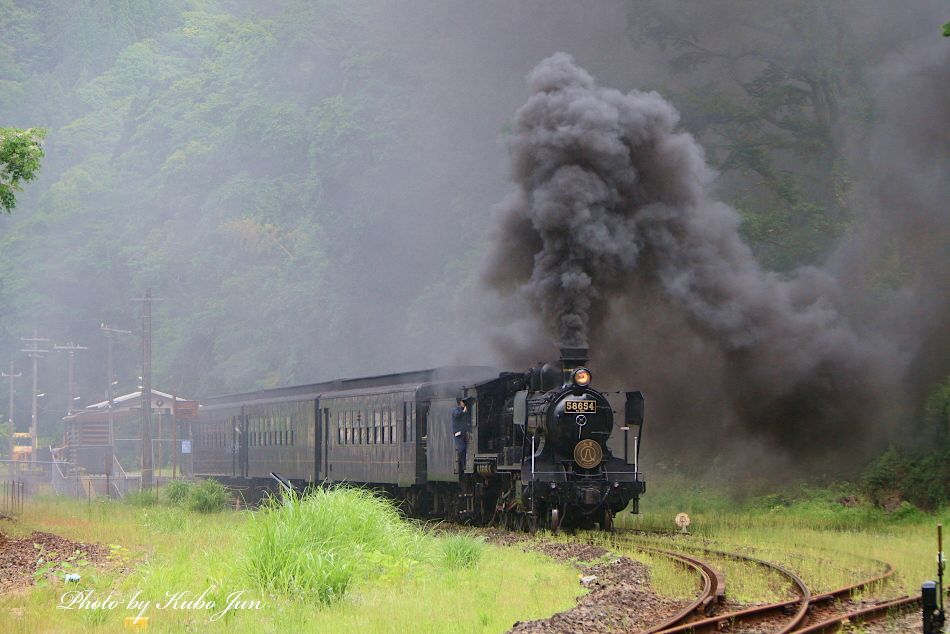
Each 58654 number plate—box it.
[565,400,596,413]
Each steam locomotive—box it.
[193,347,645,530]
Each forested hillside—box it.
[0,1,946,462]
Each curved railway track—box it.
[612,533,916,634]
[637,547,724,634]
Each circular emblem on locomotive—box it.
[573,439,603,469]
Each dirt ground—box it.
[0,529,109,593]
[472,530,688,634]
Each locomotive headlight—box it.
[572,367,592,387]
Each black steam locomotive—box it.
[193,347,645,530]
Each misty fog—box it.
[0,0,946,476]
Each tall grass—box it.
[185,479,231,513]
[440,533,485,569]
[126,479,231,513]
[242,487,431,603]
[0,495,583,633]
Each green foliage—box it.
[124,489,159,507]
[185,478,231,513]
[630,3,864,270]
[163,479,191,505]
[157,478,230,512]
[0,127,44,212]
[863,444,950,510]
[620,472,939,533]
[32,545,90,588]
[943,21,949,36]
[0,1,378,399]
[242,487,430,604]
[439,533,484,569]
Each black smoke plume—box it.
[482,53,902,458]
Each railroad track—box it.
[613,533,916,633]
[638,547,725,634]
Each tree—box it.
[0,127,45,213]
[628,2,866,270]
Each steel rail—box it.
[638,547,723,634]
[615,533,901,634]
[790,594,920,633]
[646,548,810,634]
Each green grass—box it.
[0,492,583,633]
[243,487,432,603]
[439,533,485,569]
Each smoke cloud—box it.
[482,53,908,458]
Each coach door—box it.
[321,407,330,481]
[235,408,249,479]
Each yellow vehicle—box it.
[11,433,33,462]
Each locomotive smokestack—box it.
[559,346,589,384]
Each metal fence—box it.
[0,480,24,515]
[51,456,141,500]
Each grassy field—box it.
[3,476,945,632]
[0,490,584,633]
[609,474,948,603]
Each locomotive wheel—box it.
[550,508,560,534]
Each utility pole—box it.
[54,343,88,415]
[2,360,21,459]
[132,289,161,491]
[101,324,131,446]
[20,332,49,464]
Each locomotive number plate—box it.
[565,400,596,413]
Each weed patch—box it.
[242,487,430,603]
[440,534,485,569]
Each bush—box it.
[125,490,159,507]
[440,534,484,569]
[864,444,950,511]
[186,479,231,513]
[163,480,192,505]
[242,487,430,604]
